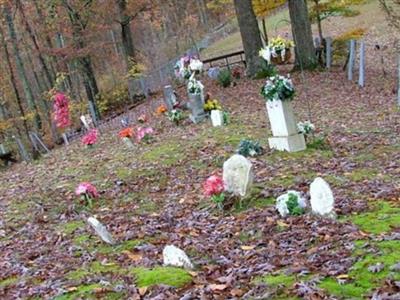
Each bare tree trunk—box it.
[3,5,42,131]
[233,0,264,77]
[288,0,317,70]
[261,18,268,45]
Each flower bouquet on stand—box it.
[118,127,135,149]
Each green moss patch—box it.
[0,276,19,288]
[131,267,192,288]
[319,240,400,299]
[347,201,400,234]
[141,141,185,167]
[345,168,378,182]
[59,220,85,235]
[53,283,102,300]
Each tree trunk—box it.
[16,0,54,90]
[233,0,264,77]
[117,0,138,101]
[314,0,324,43]
[288,0,316,70]
[3,5,42,131]
[0,25,31,144]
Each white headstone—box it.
[310,177,335,217]
[163,245,193,269]
[223,154,253,197]
[87,217,116,245]
[210,110,224,127]
[276,190,306,218]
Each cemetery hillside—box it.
[1,0,400,299]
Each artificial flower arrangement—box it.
[118,127,134,139]
[236,139,264,157]
[204,99,222,112]
[53,92,71,129]
[276,190,306,218]
[174,55,203,80]
[75,182,99,208]
[260,75,295,101]
[203,175,225,210]
[156,104,167,116]
[136,127,154,143]
[187,78,203,95]
[82,129,98,146]
[138,114,148,124]
[259,36,295,64]
[167,109,184,125]
[297,121,315,135]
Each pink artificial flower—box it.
[53,92,71,128]
[82,129,98,146]
[203,175,224,197]
[75,182,99,198]
[136,127,154,143]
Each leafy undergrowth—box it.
[1,14,400,299]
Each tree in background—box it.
[309,0,366,43]
[288,0,316,70]
[252,0,286,45]
[379,0,400,29]
[234,0,264,77]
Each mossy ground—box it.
[345,201,400,234]
[131,267,192,288]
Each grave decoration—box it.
[156,104,168,116]
[53,92,71,145]
[259,36,294,64]
[297,120,316,143]
[75,182,99,208]
[175,55,203,80]
[236,139,264,157]
[203,175,225,210]
[261,75,306,152]
[167,109,184,125]
[276,190,307,218]
[204,98,225,127]
[136,127,154,144]
[81,129,98,147]
[138,114,148,124]
[118,127,135,149]
[187,76,207,124]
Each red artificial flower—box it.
[203,175,224,197]
[75,182,99,198]
[82,129,98,146]
[53,92,71,129]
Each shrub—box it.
[95,85,129,115]
[254,62,277,79]
[217,69,232,88]
[333,28,366,62]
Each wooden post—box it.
[88,101,98,127]
[348,40,356,81]
[30,132,50,153]
[358,41,365,87]
[326,37,332,69]
[13,136,30,162]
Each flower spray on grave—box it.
[156,104,167,116]
[204,95,229,127]
[118,127,135,149]
[276,191,307,218]
[81,129,98,147]
[259,36,295,65]
[203,175,225,210]
[75,182,99,208]
[167,109,184,125]
[53,92,71,145]
[297,121,330,150]
[136,127,154,144]
[236,140,264,157]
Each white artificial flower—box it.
[189,59,203,72]
[281,47,286,60]
[259,47,271,62]
[276,190,306,217]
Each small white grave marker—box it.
[310,177,335,218]
[210,110,224,127]
[223,154,253,197]
[87,217,116,245]
[163,245,193,269]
